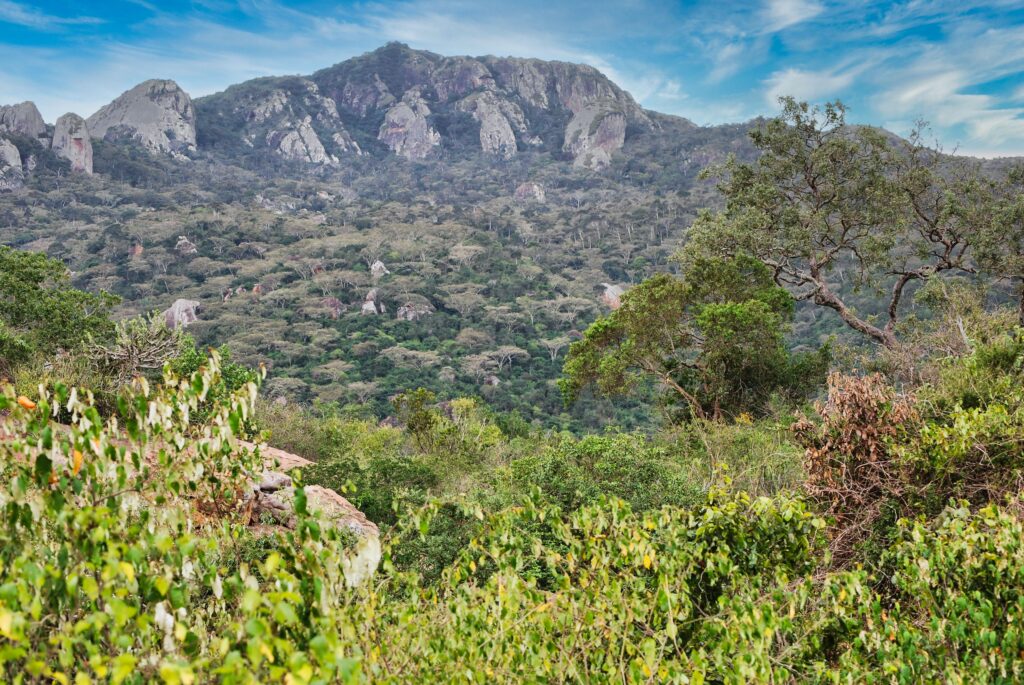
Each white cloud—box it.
[764,66,859,105]
[764,0,824,32]
[0,0,100,29]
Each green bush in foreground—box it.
[3,347,1024,682]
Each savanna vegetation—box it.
[4,98,1024,682]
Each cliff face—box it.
[51,113,93,174]
[195,76,361,165]
[0,138,23,191]
[195,43,671,169]
[0,102,47,142]
[87,80,197,154]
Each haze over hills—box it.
[0,42,1000,428]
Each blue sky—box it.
[2,0,1024,156]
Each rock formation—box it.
[565,104,628,169]
[197,76,361,165]
[455,91,524,159]
[601,283,626,310]
[266,116,335,164]
[0,138,24,191]
[245,442,380,587]
[370,259,390,281]
[163,299,201,329]
[322,297,345,319]
[87,80,197,154]
[50,114,93,174]
[175,236,198,256]
[360,288,385,315]
[378,90,440,160]
[0,102,46,141]
[396,298,434,321]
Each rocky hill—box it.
[0,43,887,430]
[196,42,677,169]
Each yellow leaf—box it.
[0,608,13,637]
[119,562,135,583]
[72,450,83,476]
[259,641,275,663]
[643,554,652,569]
[16,396,36,410]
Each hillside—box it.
[0,44,766,430]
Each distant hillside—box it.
[3,43,1010,430]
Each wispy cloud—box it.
[763,0,824,32]
[0,0,101,29]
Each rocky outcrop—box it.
[267,117,335,165]
[378,90,440,160]
[0,138,24,191]
[135,44,665,166]
[175,236,198,256]
[396,300,434,322]
[564,103,627,169]
[163,299,201,329]
[51,114,93,174]
[87,80,196,154]
[197,76,361,164]
[455,91,523,159]
[0,102,46,141]
[370,260,390,280]
[601,283,626,310]
[246,442,380,587]
[360,288,385,315]
[514,182,546,203]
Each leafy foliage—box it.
[561,255,828,419]
[0,247,118,373]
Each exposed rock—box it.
[250,482,380,587]
[514,182,546,203]
[564,103,627,169]
[51,113,93,174]
[378,90,440,160]
[601,283,626,310]
[431,57,496,101]
[0,102,46,140]
[256,470,292,492]
[483,375,501,387]
[339,73,395,117]
[199,77,362,163]
[0,138,24,192]
[175,236,198,256]
[370,259,390,281]
[163,299,201,329]
[455,91,523,158]
[266,116,335,165]
[396,299,434,321]
[360,288,384,315]
[196,44,662,165]
[322,297,345,319]
[331,131,362,156]
[87,80,197,154]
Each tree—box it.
[977,164,1024,325]
[560,256,828,419]
[540,336,570,362]
[0,247,118,373]
[688,99,986,349]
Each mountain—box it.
[86,79,197,155]
[0,44,889,430]
[195,42,677,169]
